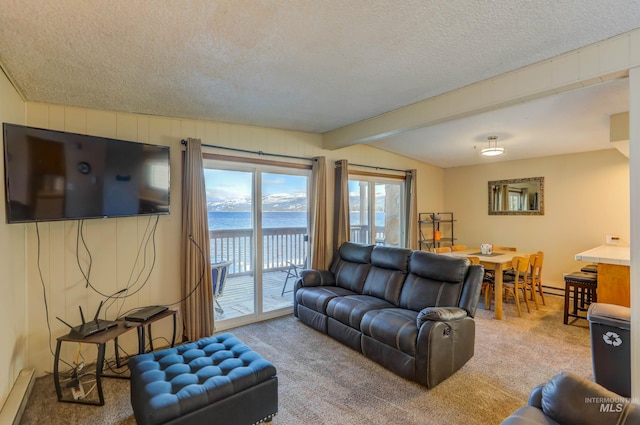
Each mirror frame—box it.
[488,176,544,216]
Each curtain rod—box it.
[349,162,409,173]
[181,139,316,162]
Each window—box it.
[348,175,405,247]
[508,191,521,211]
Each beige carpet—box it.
[19,295,592,425]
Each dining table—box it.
[447,248,530,320]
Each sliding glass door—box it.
[261,172,309,313]
[348,177,405,247]
[204,159,310,329]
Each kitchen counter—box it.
[575,245,630,307]
[574,245,630,265]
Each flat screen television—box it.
[3,123,170,223]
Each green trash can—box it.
[587,302,631,397]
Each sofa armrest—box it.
[297,269,336,287]
[528,384,544,409]
[416,306,468,327]
[539,372,640,425]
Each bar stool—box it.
[580,264,598,274]
[563,271,598,325]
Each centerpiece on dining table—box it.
[480,243,493,255]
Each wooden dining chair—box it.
[467,256,492,310]
[526,251,545,308]
[434,246,452,253]
[501,256,531,317]
[451,244,467,251]
[481,245,517,283]
[491,245,518,279]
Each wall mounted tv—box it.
[3,123,170,223]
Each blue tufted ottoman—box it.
[129,333,277,425]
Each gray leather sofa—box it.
[501,372,640,425]
[294,242,484,388]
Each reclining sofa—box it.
[294,242,484,388]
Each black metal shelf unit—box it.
[418,212,456,251]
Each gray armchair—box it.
[501,372,640,425]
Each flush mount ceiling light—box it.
[481,136,504,157]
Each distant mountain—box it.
[208,192,307,212]
[208,191,388,212]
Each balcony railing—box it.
[210,225,387,276]
[210,227,308,276]
[350,225,386,245]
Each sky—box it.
[204,169,308,202]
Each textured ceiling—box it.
[0,1,639,163]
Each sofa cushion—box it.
[408,250,469,282]
[398,273,464,312]
[326,295,395,329]
[360,308,419,356]
[295,286,358,314]
[370,246,411,271]
[329,242,375,293]
[333,241,375,264]
[398,251,467,311]
[361,246,412,305]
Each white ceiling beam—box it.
[323,29,639,150]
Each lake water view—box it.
[208,211,386,230]
[208,211,387,273]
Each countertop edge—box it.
[574,245,630,266]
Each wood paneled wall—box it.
[23,102,443,375]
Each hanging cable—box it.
[35,222,73,368]
[164,233,207,307]
[76,216,160,316]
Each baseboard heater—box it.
[541,285,565,298]
[0,368,35,425]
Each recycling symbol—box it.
[603,331,623,347]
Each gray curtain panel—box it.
[404,169,418,250]
[309,156,328,269]
[181,138,214,341]
[333,160,350,255]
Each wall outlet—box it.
[606,235,620,245]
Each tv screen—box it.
[3,123,170,223]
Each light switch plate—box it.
[606,235,619,245]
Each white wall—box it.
[0,69,27,410]
[444,149,630,289]
[23,102,444,375]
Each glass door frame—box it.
[348,173,407,247]
[203,157,311,331]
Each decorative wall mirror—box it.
[488,177,544,215]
